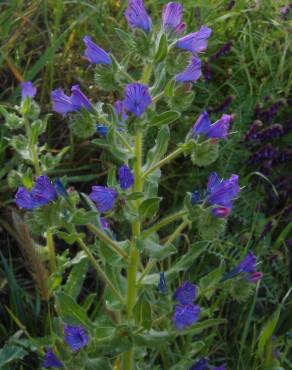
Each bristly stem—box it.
[46,228,57,273]
[24,117,41,176]
[142,146,184,180]
[143,210,187,238]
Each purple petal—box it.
[125,0,152,33]
[123,83,152,117]
[162,2,183,31]
[176,56,202,83]
[213,365,227,370]
[189,358,209,370]
[15,187,36,210]
[176,25,212,54]
[174,281,197,305]
[89,186,117,213]
[237,251,257,273]
[31,176,57,206]
[51,88,75,115]
[207,114,232,139]
[207,174,240,208]
[192,111,211,137]
[83,36,111,65]
[173,304,201,330]
[118,165,134,190]
[64,325,89,352]
[207,172,222,192]
[71,85,92,111]
[20,81,37,100]
[248,271,263,283]
[211,206,231,218]
[43,349,63,368]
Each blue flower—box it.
[96,125,108,137]
[83,36,111,65]
[173,304,201,330]
[15,176,57,210]
[236,251,257,273]
[31,176,58,206]
[123,83,152,117]
[71,85,92,111]
[162,2,184,33]
[176,56,202,83]
[118,165,134,190]
[20,81,37,100]
[191,189,201,204]
[114,100,128,122]
[206,172,240,216]
[176,25,212,54]
[192,111,232,140]
[100,217,110,230]
[189,358,208,370]
[158,272,167,293]
[89,186,117,213]
[54,178,68,198]
[174,281,197,305]
[64,325,89,352]
[51,88,75,115]
[213,365,227,370]
[42,348,63,368]
[125,0,152,33]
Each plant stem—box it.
[46,228,57,273]
[76,237,125,305]
[142,146,183,180]
[123,348,134,370]
[143,210,187,238]
[164,220,189,247]
[86,223,128,261]
[30,144,41,176]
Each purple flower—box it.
[176,56,202,83]
[96,125,108,137]
[54,178,68,198]
[236,251,257,273]
[15,176,57,210]
[248,271,263,284]
[173,304,201,330]
[214,366,227,370]
[192,111,232,140]
[31,176,58,206]
[174,281,197,305]
[118,165,134,190]
[51,88,75,115]
[64,325,89,352]
[89,186,117,213]
[191,189,201,204]
[162,2,184,33]
[210,41,233,61]
[114,100,128,123]
[176,25,212,54]
[206,172,240,214]
[125,0,152,33]
[83,36,111,65]
[189,358,208,370]
[100,217,110,230]
[211,206,231,218]
[158,272,167,293]
[71,85,91,111]
[42,349,63,368]
[123,83,152,117]
[20,81,37,100]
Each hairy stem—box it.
[143,210,187,238]
[46,228,57,273]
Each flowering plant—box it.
[3,1,263,369]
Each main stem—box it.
[46,228,57,273]
[124,131,143,370]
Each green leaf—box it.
[154,33,168,63]
[149,111,181,127]
[199,264,225,300]
[134,330,172,347]
[0,345,27,367]
[71,110,96,138]
[133,294,152,330]
[139,197,161,221]
[64,257,89,300]
[56,231,85,245]
[55,292,91,328]
[145,125,170,169]
[126,192,144,200]
[258,307,281,358]
[177,318,227,336]
[70,210,99,225]
[143,238,176,259]
[114,28,136,49]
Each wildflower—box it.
[158,272,167,293]
[71,85,91,111]
[15,176,57,210]
[248,271,263,284]
[202,61,211,82]
[176,56,202,83]
[210,41,233,61]
[206,172,240,217]
[189,358,208,370]
[192,111,232,140]
[174,281,197,305]
[176,25,212,54]
[162,2,185,34]
[96,125,108,137]
[42,348,63,368]
[173,304,201,330]
[118,165,134,190]
[51,88,75,115]
[114,100,128,122]
[20,81,37,100]
[125,0,152,33]
[83,36,112,65]
[100,217,110,230]
[191,189,201,204]
[236,251,257,273]
[123,83,152,117]
[89,185,117,212]
[54,178,68,198]
[64,325,89,352]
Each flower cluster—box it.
[43,325,89,368]
[20,81,37,101]
[51,85,91,115]
[172,281,201,330]
[192,111,232,140]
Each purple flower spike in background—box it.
[89,186,117,213]
[31,176,57,206]
[118,165,134,190]
[43,348,63,368]
[125,0,152,33]
[162,2,184,33]
[176,56,202,83]
[64,325,89,352]
[174,281,197,305]
[15,187,36,210]
[123,83,152,117]
[51,88,74,115]
[20,81,37,100]
[83,36,111,65]
[176,25,212,54]
[236,251,257,273]
[207,114,232,139]
[173,304,201,330]
[71,85,91,111]
[189,358,208,370]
